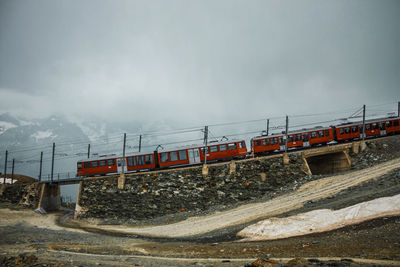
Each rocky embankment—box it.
[78,154,307,223]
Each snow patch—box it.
[238,194,400,241]
[31,130,57,142]
[0,121,17,134]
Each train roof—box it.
[334,116,400,128]
[251,125,331,140]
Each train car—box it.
[157,148,191,168]
[77,156,119,177]
[382,117,400,135]
[251,126,334,155]
[334,117,400,141]
[126,152,157,172]
[251,135,281,154]
[334,122,363,141]
[156,139,247,168]
[304,127,334,146]
[199,139,247,162]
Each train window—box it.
[256,140,261,146]
[288,136,294,142]
[373,123,379,130]
[279,137,283,144]
[92,161,98,167]
[380,123,386,130]
[325,130,329,136]
[339,128,344,135]
[77,163,82,169]
[160,153,168,163]
[366,124,371,130]
[145,155,153,164]
[311,132,317,138]
[345,127,350,134]
[318,131,323,137]
[228,143,237,150]
[84,162,91,168]
[170,151,178,161]
[210,146,218,153]
[128,157,136,166]
[108,159,115,166]
[137,156,144,165]
[201,147,209,154]
[352,126,358,133]
[271,138,278,144]
[219,144,227,151]
[239,141,246,148]
[394,120,399,126]
[262,139,269,146]
[386,121,392,127]
[295,135,302,141]
[303,134,309,142]
[100,160,106,167]
[178,150,187,160]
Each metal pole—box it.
[266,119,269,136]
[139,135,142,152]
[362,105,366,140]
[3,150,7,184]
[122,133,126,174]
[39,151,43,182]
[87,144,90,158]
[11,159,14,184]
[51,142,55,183]
[204,126,208,165]
[285,116,288,153]
[398,101,400,117]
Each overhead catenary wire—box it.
[1,102,398,165]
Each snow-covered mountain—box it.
[0,113,203,180]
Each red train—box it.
[251,116,400,155]
[77,140,247,177]
[77,116,400,177]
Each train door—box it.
[279,137,285,151]
[117,158,124,173]
[188,149,200,164]
[380,122,386,136]
[303,133,310,147]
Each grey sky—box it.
[1,0,399,125]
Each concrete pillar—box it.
[359,140,367,152]
[38,183,61,212]
[74,181,85,219]
[302,156,312,176]
[352,142,359,154]
[343,151,352,168]
[229,161,236,175]
[202,164,209,175]
[118,173,126,190]
[283,153,290,165]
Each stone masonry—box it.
[77,153,307,223]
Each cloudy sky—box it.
[0,0,399,126]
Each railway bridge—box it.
[1,141,367,213]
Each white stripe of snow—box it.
[237,194,400,241]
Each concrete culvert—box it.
[305,151,351,175]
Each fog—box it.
[1,0,399,125]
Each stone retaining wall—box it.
[77,153,307,223]
[0,183,41,208]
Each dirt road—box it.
[83,158,400,238]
